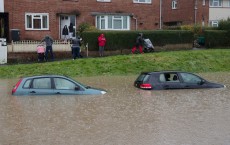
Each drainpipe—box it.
[160,0,162,29]
[131,14,138,30]
[194,0,197,25]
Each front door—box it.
[60,15,76,40]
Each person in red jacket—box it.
[98,33,106,57]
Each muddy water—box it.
[0,73,230,145]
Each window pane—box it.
[97,16,100,29]
[42,15,48,28]
[33,19,41,29]
[23,79,31,88]
[54,78,76,90]
[114,19,122,29]
[33,78,51,89]
[101,19,105,29]
[181,73,201,83]
[123,16,127,29]
[108,16,112,29]
[26,15,32,28]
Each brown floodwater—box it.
[0,72,230,145]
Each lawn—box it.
[0,49,229,78]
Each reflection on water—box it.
[0,73,230,145]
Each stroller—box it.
[143,38,154,53]
[36,43,45,62]
[131,38,154,54]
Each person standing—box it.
[62,25,69,42]
[135,33,144,53]
[71,36,81,60]
[98,33,106,57]
[68,23,74,39]
[42,35,54,61]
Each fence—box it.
[8,40,72,52]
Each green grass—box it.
[0,49,230,78]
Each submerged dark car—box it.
[12,75,106,96]
[134,71,226,90]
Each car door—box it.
[29,77,54,95]
[179,72,206,89]
[53,77,85,95]
[158,73,183,89]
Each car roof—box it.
[141,71,188,75]
[21,75,70,79]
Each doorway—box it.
[60,15,76,40]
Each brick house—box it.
[162,0,230,27]
[2,0,230,42]
[4,0,161,41]
[162,0,209,27]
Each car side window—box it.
[180,73,201,83]
[32,78,51,89]
[159,74,166,82]
[54,78,76,90]
[23,79,32,89]
[160,73,179,82]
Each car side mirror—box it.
[199,79,205,85]
[75,86,80,90]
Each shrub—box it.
[81,30,193,51]
[218,18,230,30]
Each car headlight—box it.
[101,91,106,94]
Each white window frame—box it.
[97,0,111,2]
[96,15,130,30]
[172,0,177,9]
[210,20,219,27]
[133,0,152,4]
[209,0,222,7]
[25,13,49,30]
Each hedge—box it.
[81,30,193,51]
[204,30,230,48]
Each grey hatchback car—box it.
[12,75,106,96]
[134,71,226,90]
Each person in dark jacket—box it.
[135,33,144,53]
[68,23,74,39]
[41,35,54,61]
[62,25,69,41]
[71,36,81,60]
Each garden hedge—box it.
[81,30,193,51]
[204,30,230,48]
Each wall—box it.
[4,0,160,41]
[162,0,209,26]
[209,8,230,20]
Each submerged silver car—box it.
[12,75,106,96]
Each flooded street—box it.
[0,73,230,145]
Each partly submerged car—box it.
[134,71,226,90]
[12,75,106,96]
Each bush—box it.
[81,30,193,51]
[204,30,230,47]
[218,18,230,31]
[78,22,98,36]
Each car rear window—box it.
[136,74,150,82]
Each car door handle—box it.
[164,85,169,88]
[30,91,36,93]
[56,92,61,94]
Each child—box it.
[37,43,45,62]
